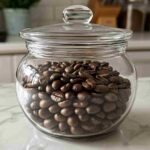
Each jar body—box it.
[16,46,136,138]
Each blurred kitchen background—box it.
[0,0,150,83]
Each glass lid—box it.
[20,5,132,45]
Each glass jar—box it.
[16,5,137,138]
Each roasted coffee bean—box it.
[91,117,102,125]
[101,62,109,67]
[74,108,86,115]
[73,101,88,108]
[78,114,89,122]
[54,114,66,122]
[61,108,74,117]
[43,70,51,77]
[103,103,116,113]
[54,67,63,73]
[101,119,112,129]
[65,92,75,100]
[49,105,61,113]
[78,70,93,79]
[65,66,74,73]
[95,76,109,85]
[38,92,49,100]
[60,77,70,83]
[107,112,119,120]
[67,116,79,127]
[30,101,39,110]
[60,83,72,93]
[52,80,62,90]
[70,78,82,84]
[73,63,81,70]
[38,109,51,119]
[38,86,43,91]
[77,92,91,101]
[44,119,58,129]
[86,105,100,114]
[59,122,69,132]
[70,127,84,135]
[105,93,118,102]
[82,82,93,90]
[32,93,39,101]
[81,122,96,132]
[39,100,53,108]
[99,69,109,77]
[95,85,109,93]
[72,84,83,92]
[91,97,104,105]
[86,78,96,88]
[33,110,38,116]
[119,89,131,102]
[58,100,72,108]
[46,85,54,94]
[96,112,106,119]
[51,91,65,102]
[50,73,61,81]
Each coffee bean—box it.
[50,73,61,81]
[67,116,79,127]
[79,70,93,79]
[30,101,39,110]
[74,108,86,115]
[44,119,58,129]
[78,114,89,122]
[60,83,72,93]
[38,109,51,119]
[102,120,112,129]
[99,69,109,77]
[77,92,91,101]
[39,100,53,108]
[96,112,106,119]
[81,122,96,132]
[91,117,102,125]
[51,91,65,102]
[49,105,60,113]
[107,112,118,120]
[72,84,82,92]
[70,78,82,84]
[86,105,100,114]
[82,82,93,90]
[46,85,54,94]
[105,93,118,102]
[32,93,39,101]
[43,70,51,77]
[86,78,96,88]
[119,89,131,102]
[74,64,81,70]
[61,108,74,117]
[38,92,49,100]
[70,127,84,135]
[59,122,69,132]
[91,97,104,105]
[52,80,62,90]
[33,110,38,116]
[73,101,88,108]
[103,103,116,113]
[65,92,75,100]
[54,114,66,122]
[60,77,70,83]
[95,85,109,93]
[58,100,72,108]
[65,66,74,73]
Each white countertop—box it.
[0,33,150,54]
[0,78,150,150]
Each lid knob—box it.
[63,5,93,24]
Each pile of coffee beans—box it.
[21,60,131,136]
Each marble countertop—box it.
[0,33,150,54]
[0,78,150,150]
